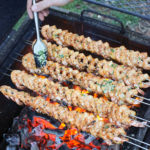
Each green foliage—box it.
[61,0,139,26]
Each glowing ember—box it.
[5,107,108,150]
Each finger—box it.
[27,0,33,19]
[45,9,49,16]
[42,10,49,17]
[50,0,73,6]
[32,0,50,12]
[38,12,45,21]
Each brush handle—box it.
[33,0,40,41]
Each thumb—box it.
[32,0,51,12]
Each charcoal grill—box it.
[0,4,150,150]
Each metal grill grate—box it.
[84,0,150,20]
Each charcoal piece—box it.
[43,129,64,137]
[85,135,96,145]
[6,145,17,150]
[30,142,39,150]
[4,134,20,146]
[55,136,62,145]
[58,144,70,150]
[46,140,54,147]
[92,138,103,146]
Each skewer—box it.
[135,95,150,101]
[0,72,10,77]
[131,98,150,106]
[125,141,148,150]
[123,135,150,147]
[9,56,22,63]
[15,53,24,57]
[24,40,32,45]
[131,115,150,124]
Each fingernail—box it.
[32,5,37,11]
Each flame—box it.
[93,93,98,98]
[82,89,89,94]
[103,96,108,101]
[128,104,141,108]
[74,107,86,113]
[68,106,73,111]
[46,97,50,101]
[97,116,109,123]
[73,85,81,91]
[59,123,66,129]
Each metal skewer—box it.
[123,135,150,147]
[135,95,150,101]
[125,141,149,150]
[15,53,24,57]
[131,115,150,124]
[9,56,22,63]
[0,72,10,77]
[24,40,32,45]
[131,98,150,106]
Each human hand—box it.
[27,0,73,21]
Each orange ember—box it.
[73,85,81,91]
[32,117,56,130]
[59,123,66,129]
[24,115,102,149]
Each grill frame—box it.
[83,0,150,21]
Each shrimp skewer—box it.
[10,70,146,128]
[41,25,150,70]
[0,85,127,145]
[22,53,142,105]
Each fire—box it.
[32,117,56,129]
[97,116,109,123]
[93,93,98,98]
[74,107,86,113]
[59,123,66,129]
[73,85,81,91]
[46,97,50,101]
[103,96,108,101]
[128,104,141,108]
[82,89,89,94]
[68,106,72,111]
[23,114,102,149]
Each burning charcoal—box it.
[58,144,70,150]
[4,134,20,146]
[46,140,54,147]
[43,129,64,137]
[30,142,39,150]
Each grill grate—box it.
[84,0,150,20]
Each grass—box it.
[62,0,139,27]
